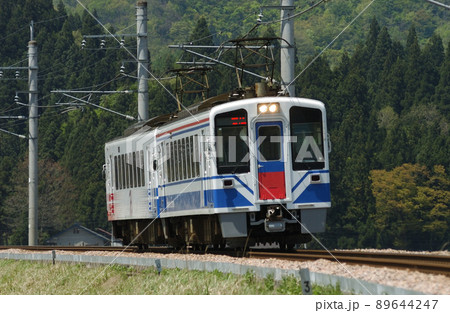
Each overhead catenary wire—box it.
[281,0,377,94]
[261,0,328,25]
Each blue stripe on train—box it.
[206,189,253,208]
[294,183,331,204]
[291,170,330,193]
[159,188,252,212]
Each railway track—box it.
[0,245,140,253]
[1,245,448,277]
[247,250,450,276]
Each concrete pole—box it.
[136,1,149,122]
[280,0,295,97]
[28,24,38,246]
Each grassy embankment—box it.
[0,259,342,295]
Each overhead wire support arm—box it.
[0,128,27,139]
[0,66,28,70]
[168,44,273,49]
[52,90,134,94]
[425,0,450,9]
[170,46,270,82]
[61,93,135,121]
[83,34,136,38]
[0,115,27,119]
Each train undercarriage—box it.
[112,209,313,250]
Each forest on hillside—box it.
[57,0,450,68]
[0,0,448,250]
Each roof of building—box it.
[45,223,111,245]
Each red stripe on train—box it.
[258,171,286,200]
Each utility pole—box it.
[28,21,38,246]
[280,0,295,97]
[136,1,149,122]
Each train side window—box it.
[194,134,200,177]
[128,153,132,188]
[133,152,137,188]
[290,106,325,170]
[170,141,175,182]
[121,154,126,189]
[214,109,250,174]
[185,137,189,179]
[178,139,183,181]
[118,155,121,189]
[178,139,183,180]
[191,136,195,178]
[140,150,145,187]
[125,153,133,188]
[187,136,192,178]
[114,156,118,190]
[185,137,190,179]
[180,138,185,180]
[128,153,133,188]
[135,151,141,187]
[166,143,171,183]
[174,141,179,181]
[123,154,127,189]
[112,155,116,189]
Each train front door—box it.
[256,121,286,200]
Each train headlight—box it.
[269,103,279,113]
[258,102,279,114]
[258,103,269,113]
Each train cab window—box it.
[290,107,325,170]
[215,109,250,174]
[258,125,281,161]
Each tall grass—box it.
[0,260,342,295]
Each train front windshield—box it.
[215,109,250,174]
[290,106,325,170]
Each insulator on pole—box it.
[100,39,106,49]
[15,70,20,79]
[257,11,263,23]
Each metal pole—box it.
[136,1,149,122]
[28,22,38,246]
[280,0,295,96]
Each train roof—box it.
[122,82,283,137]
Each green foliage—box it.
[55,0,449,68]
[371,164,449,250]
[0,260,343,295]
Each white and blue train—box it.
[104,84,331,249]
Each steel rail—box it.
[247,250,450,276]
[0,245,139,253]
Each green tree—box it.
[370,163,449,250]
[401,26,422,110]
[3,158,79,244]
